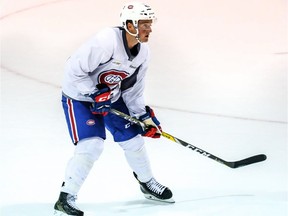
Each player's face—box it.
[137,20,153,42]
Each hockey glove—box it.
[89,84,111,116]
[139,106,162,138]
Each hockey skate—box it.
[54,192,84,216]
[133,172,175,203]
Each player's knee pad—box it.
[75,137,104,162]
[118,134,144,152]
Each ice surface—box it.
[1,0,287,215]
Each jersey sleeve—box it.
[64,28,114,96]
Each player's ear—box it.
[126,21,135,31]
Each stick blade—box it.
[229,154,267,168]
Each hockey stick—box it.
[110,108,267,169]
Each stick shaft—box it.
[110,108,266,168]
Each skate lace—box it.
[146,178,166,195]
[66,194,80,210]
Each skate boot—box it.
[54,192,84,216]
[133,172,175,203]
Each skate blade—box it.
[54,210,68,216]
[143,194,175,203]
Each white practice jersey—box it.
[62,27,150,117]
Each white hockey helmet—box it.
[120,2,157,29]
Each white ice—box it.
[0,0,287,216]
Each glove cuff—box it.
[139,106,160,126]
[139,112,151,122]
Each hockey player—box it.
[54,2,174,216]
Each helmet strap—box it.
[124,24,142,43]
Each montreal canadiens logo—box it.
[98,70,129,85]
[86,119,95,126]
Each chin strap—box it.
[124,25,142,43]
